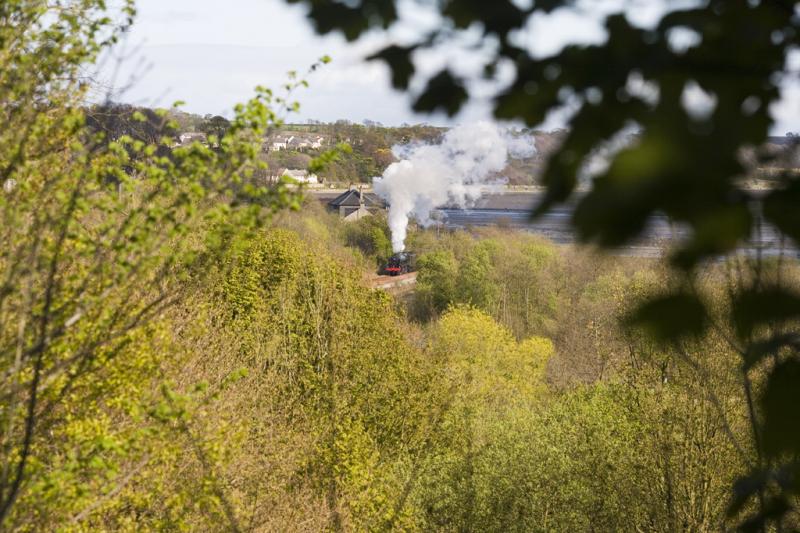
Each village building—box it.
[291,135,324,150]
[327,187,385,221]
[268,134,325,151]
[283,168,319,184]
[178,132,207,145]
[267,168,320,184]
[269,135,293,151]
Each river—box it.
[311,189,795,258]
[434,207,793,258]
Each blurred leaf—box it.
[292,0,397,41]
[764,179,800,244]
[744,333,800,370]
[627,291,706,342]
[441,0,526,35]
[739,496,790,533]
[761,358,800,458]
[535,99,649,220]
[367,45,416,90]
[728,469,769,519]
[295,2,370,40]
[412,70,468,117]
[671,204,753,269]
[733,286,800,339]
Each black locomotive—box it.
[382,252,416,276]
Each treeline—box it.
[83,104,800,188]
[259,121,551,185]
[84,103,231,145]
[82,103,554,185]
[266,122,443,183]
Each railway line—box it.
[367,272,417,293]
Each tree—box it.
[85,103,175,145]
[341,214,393,267]
[413,250,458,318]
[199,115,231,146]
[0,2,299,527]
[286,0,800,526]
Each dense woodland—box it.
[4,0,800,531]
[5,197,767,530]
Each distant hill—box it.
[96,106,796,186]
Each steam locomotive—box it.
[382,252,416,276]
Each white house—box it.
[268,168,319,184]
[282,169,319,184]
[269,134,325,152]
[269,135,294,151]
[288,137,310,149]
[179,132,207,145]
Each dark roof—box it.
[328,189,385,208]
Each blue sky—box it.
[101,0,800,132]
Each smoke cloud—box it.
[373,122,535,252]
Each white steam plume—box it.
[373,121,535,252]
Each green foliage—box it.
[342,213,393,267]
[431,306,552,403]
[1,187,761,532]
[211,228,436,529]
[414,304,743,531]
[0,1,304,527]
[412,231,562,338]
[199,115,231,146]
[457,243,497,309]
[223,229,303,319]
[417,306,554,530]
[414,250,458,316]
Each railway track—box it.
[367,272,417,293]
